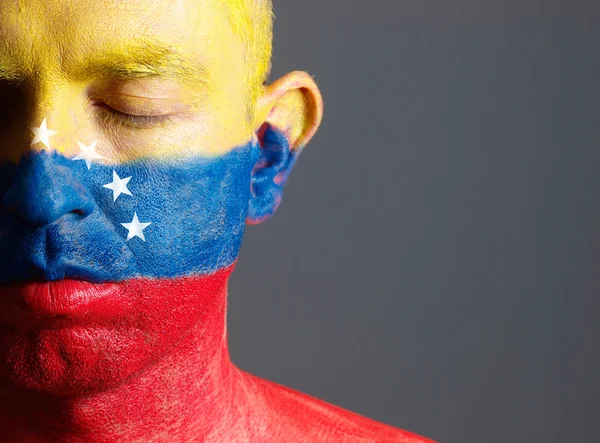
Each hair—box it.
[222,0,274,117]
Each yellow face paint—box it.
[0,0,253,164]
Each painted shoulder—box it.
[242,371,437,443]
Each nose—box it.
[2,149,95,226]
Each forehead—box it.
[0,0,239,81]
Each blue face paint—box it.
[0,125,296,284]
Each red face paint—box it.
[0,265,233,395]
[0,262,434,441]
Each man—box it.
[0,0,435,441]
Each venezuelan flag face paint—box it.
[0,119,296,393]
[0,0,302,394]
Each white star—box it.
[121,212,152,242]
[30,118,58,149]
[73,140,105,170]
[103,170,133,202]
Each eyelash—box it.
[95,104,173,130]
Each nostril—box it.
[70,200,95,220]
[66,200,93,219]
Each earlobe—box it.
[247,71,323,225]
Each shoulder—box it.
[241,371,437,443]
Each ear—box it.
[246,71,323,225]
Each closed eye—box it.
[94,103,174,130]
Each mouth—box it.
[0,279,125,328]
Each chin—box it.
[0,322,170,395]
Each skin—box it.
[0,0,434,441]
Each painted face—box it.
[0,0,300,394]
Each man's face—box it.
[0,0,266,394]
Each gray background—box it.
[228,1,600,442]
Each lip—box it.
[0,279,125,328]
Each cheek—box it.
[82,145,254,278]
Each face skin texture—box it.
[0,0,434,441]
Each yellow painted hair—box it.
[222,0,274,114]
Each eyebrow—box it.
[0,40,209,85]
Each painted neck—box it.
[0,270,248,441]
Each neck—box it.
[0,268,252,441]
